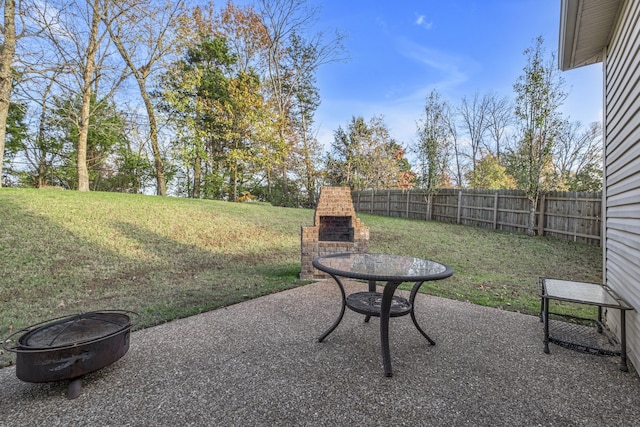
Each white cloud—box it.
[397,38,474,97]
[415,14,433,30]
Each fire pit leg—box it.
[67,377,83,399]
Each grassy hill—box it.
[0,188,602,367]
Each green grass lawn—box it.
[0,188,602,367]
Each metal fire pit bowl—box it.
[2,310,138,399]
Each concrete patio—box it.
[1,280,639,426]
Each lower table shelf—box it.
[544,312,621,357]
[346,291,412,317]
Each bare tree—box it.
[443,102,464,187]
[256,0,345,200]
[458,93,490,172]
[257,0,318,116]
[554,120,602,191]
[22,69,63,187]
[37,0,128,191]
[287,32,322,206]
[104,0,186,196]
[485,93,512,161]
[1,1,75,188]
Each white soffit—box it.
[559,0,623,71]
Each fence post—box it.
[406,190,410,218]
[387,190,391,216]
[493,192,499,229]
[370,190,374,214]
[538,193,546,236]
[457,191,462,224]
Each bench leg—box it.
[597,306,603,333]
[620,309,629,372]
[543,297,550,354]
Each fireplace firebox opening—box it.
[319,216,353,242]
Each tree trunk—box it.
[527,198,537,236]
[37,154,46,187]
[77,84,92,191]
[232,164,238,202]
[304,152,315,207]
[193,155,201,198]
[140,88,166,195]
[37,95,48,187]
[77,0,102,192]
[0,0,17,187]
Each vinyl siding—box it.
[604,0,640,370]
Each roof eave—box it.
[559,0,578,71]
[558,0,622,71]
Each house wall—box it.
[603,0,640,370]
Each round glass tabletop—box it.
[313,252,453,282]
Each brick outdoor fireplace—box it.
[300,186,369,279]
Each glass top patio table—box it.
[313,252,453,377]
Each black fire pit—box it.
[2,310,138,399]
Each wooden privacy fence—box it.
[351,189,602,247]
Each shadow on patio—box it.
[1,280,639,426]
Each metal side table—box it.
[538,277,634,372]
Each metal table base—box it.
[318,276,436,377]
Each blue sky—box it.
[312,0,603,150]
